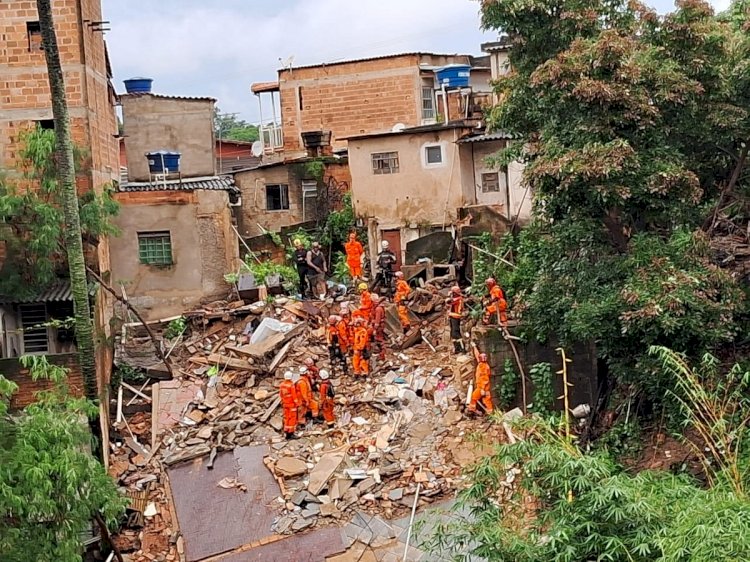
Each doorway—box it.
[381,229,402,270]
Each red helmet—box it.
[304,357,315,367]
[451,286,461,294]
[485,278,496,287]
[478,353,488,362]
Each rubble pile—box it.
[109,278,502,560]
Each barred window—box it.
[138,231,173,265]
[371,152,399,175]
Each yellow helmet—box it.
[358,282,368,291]
[293,239,302,246]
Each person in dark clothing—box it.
[293,239,309,298]
[371,240,397,298]
[306,241,328,299]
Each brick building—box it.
[252,52,492,158]
[0,0,119,414]
[0,0,119,190]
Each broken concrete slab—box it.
[307,451,346,495]
[275,456,308,477]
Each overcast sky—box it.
[102,0,732,123]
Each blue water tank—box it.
[435,64,471,88]
[146,151,181,174]
[124,77,153,94]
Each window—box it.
[266,184,289,210]
[297,86,304,111]
[371,152,399,175]
[138,231,173,265]
[425,145,442,165]
[481,172,500,193]
[20,304,48,354]
[27,21,42,51]
[301,180,318,221]
[421,86,435,120]
[37,119,54,130]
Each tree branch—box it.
[86,267,174,378]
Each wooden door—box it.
[381,229,402,270]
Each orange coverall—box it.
[469,362,494,414]
[485,285,508,325]
[319,380,336,426]
[354,290,373,320]
[279,379,300,434]
[335,318,350,354]
[394,279,411,329]
[296,373,318,421]
[352,325,370,375]
[371,302,387,360]
[345,239,364,278]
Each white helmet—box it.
[319,369,330,380]
[284,371,294,380]
[381,240,389,249]
[299,366,308,374]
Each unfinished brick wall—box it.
[278,53,474,154]
[1,353,84,410]
[0,0,119,191]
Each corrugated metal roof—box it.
[457,131,514,143]
[119,92,216,102]
[0,280,97,304]
[118,175,237,192]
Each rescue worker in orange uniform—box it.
[354,283,373,321]
[447,285,466,354]
[394,271,411,333]
[335,314,351,355]
[296,366,318,424]
[468,343,494,415]
[326,315,348,376]
[352,317,371,376]
[370,293,387,360]
[303,357,320,382]
[279,371,300,439]
[339,305,354,348]
[318,369,336,427]
[344,232,365,284]
[483,277,508,326]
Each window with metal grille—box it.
[481,172,501,193]
[266,184,289,211]
[371,152,399,175]
[20,304,48,354]
[421,86,435,120]
[138,231,173,265]
[27,21,42,51]
[425,145,442,165]
[301,180,318,221]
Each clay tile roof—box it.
[251,81,279,94]
[118,175,238,193]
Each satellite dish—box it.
[251,140,263,157]
[391,123,406,133]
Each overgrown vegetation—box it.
[499,358,519,409]
[164,316,187,340]
[213,107,259,142]
[476,0,750,409]
[528,362,554,416]
[0,127,119,298]
[424,346,750,560]
[0,356,125,561]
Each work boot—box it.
[285,431,295,440]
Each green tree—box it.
[479,0,750,401]
[36,0,102,397]
[214,108,259,142]
[0,356,126,561]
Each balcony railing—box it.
[260,124,283,152]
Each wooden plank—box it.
[121,381,152,403]
[260,396,281,423]
[268,341,292,373]
[207,353,252,370]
